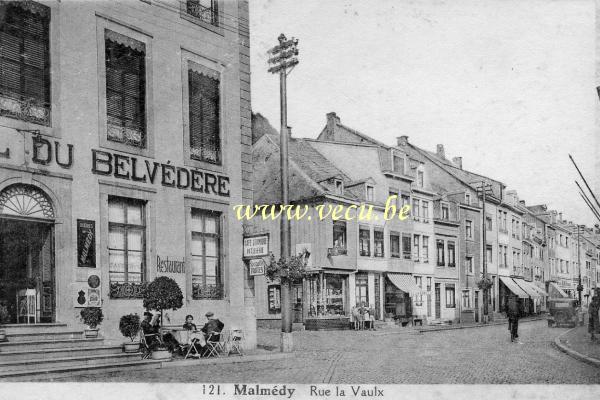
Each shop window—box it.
[355,274,368,306]
[402,233,411,259]
[445,285,456,308]
[267,285,281,314]
[191,208,222,299]
[333,220,347,253]
[0,1,51,126]
[436,239,445,266]
[447,241,456,267]
[422,236,429,262]
[359,227,370,256]
[465,220,472,239]
[189,64,221,164]
[108,197,146,283]
[390,232,400,258]
[461,290,471,308]
[105,30,146,148]
[374,229,384,257]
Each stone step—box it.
[0,352,142,373]
[0,345,123,362]
[5,330,84,342]
[0,323,69,335]
[0,359,163,381]
[0,338,104,352]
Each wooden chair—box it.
[227,329,244,356]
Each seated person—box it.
[182,314,206,350]
[141,312,160,350]
[201,311,225,342]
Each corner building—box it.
[0,0,256,346]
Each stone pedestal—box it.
[280,332,293,353]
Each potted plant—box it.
[119,313,141,353]
[80,307,104,338]
[143,276,183,360]
[0,302,9,341]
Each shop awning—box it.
[529,282,547,297]
[512,278,541,299]
[499,276,528,299]
[548,282,569,298]
[386,273,424,296]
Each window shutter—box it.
[189,69,220,164]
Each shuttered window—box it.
[105,30,146,148]
[188,68,220,164]
[0,1,50,126]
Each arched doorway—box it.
[0,184,55,323]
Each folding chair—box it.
[204,332,224,358]
[227,329,244,356]
[140,329,162,359]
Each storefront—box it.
[384,273,422,324]
[303,270,350,330]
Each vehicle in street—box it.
[547,298,578,328]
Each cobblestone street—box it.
[51,320,599,384]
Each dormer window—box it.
[334,179,343,195]
[417,170,424,187]
[465,193,471,205]
[366,185,374,202]
[392,152,404,175]
[441,203,449,220]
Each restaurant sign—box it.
[243,234,269,258]
[248,259,266,276]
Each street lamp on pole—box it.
[267,34,299,352]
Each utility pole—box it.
[577,225,583,306]
[476,181,493,323]
[268,33,299,352]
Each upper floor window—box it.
[333,220,346,252]
[486,215,492,231]
[186,0,219,27]
[417,170,424,187]
[447,241,456,267]
[441,204,449,220]
[191,209,222,298]
[412,198,420,218]
[466,256,473,274]
[334,179,343,195]
[422,236,429,262]
[465,220,473,239]
[366,185,374,202]
[189,64,220,164]
[108,196,146,283]
[422,201,429,221]
[105,30,146,148]
[359,227,370,257]
[436,239,445,266]
[390,232,400,258]
[401,194,410,209]
[374,229,384,257]
[486,245,493,264]
[392,153,404,174]
[413,235,420,261]
[465,193,471,205]
[0,1,50,126]
[402,233,411,260]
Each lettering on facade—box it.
[91,149,230,197]
[32,136,73,168]
[156,255,185,274]
[77,219,96,268]
[243,234,269,258]
[248,258,266,276]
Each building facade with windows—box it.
[0,0,256,345]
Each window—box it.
[189,65,220,164]
[486,245,492,264]
[462,290,471,308]
[412,198,420,218]
[465,220,473,239]
[441,204,449,220]
[366,185,374,202]
[466,256,473,274]
[465,193,471,205]
[445,284,456,308]
[436,239,445,266]
[389,190,399,209]
[401,194,410,209]
[417,170,424,187]
[333,220,347,252]
[374,229,384,257]
[402,234,411,259]
[108,197,146,283]
[422,236,429,262]
[191,209,222,297]
[185,0,219,27]
[414,276,423,306]
[105,30,147,148]
[392,153,404,174]
[426,277,432,292]
[334,180,343,195]
[422,201,429,221]
[390,232,400,258]
[486,216,492,231]
[359,227,370,256]
[447,241,456,267]
[355,274,368,306]
[0,2,51,126]
[566,261,569,273]
[413,235,420,261]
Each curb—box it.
[418,317,545,333]
[161,352,294,369]
[552,329,600,368]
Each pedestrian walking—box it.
[588,296,599,341]
[507,295,521,343]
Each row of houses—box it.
[246,112,600,327]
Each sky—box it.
[249,0,597,226]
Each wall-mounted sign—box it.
[77,219,96,268]
[249,259,266,276]
[156,255,185,274]
[243,234,269,258]
[268,284,281,314]
[73,272,102,308]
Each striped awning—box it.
[548,282,569,298]
[499,276,528,299]
[386,273,424,296]
[512,278,541,299]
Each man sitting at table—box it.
[201,311,225,342]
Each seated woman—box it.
[182,314,206,348]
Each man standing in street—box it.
[508,295,521,343]
[588,296,599,341]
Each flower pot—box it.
[84,328,99,338]
[0,330,6,341]
[123,342,140,353]
[151,349,171,360]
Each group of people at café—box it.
[141,311,224,357]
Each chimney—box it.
[519,200,526,206]
[326,112,340,140]
[452,156,462,169]
[559,212,563,222]
[436,144,445,159]
[397,135,409,147]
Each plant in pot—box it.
[119,313,141,353]
[80,307,104,338]
[0,301,9,341]
[143,276,183,360]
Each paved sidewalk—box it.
[418,316,545,333]
[554,325,600,367]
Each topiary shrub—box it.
[119,314,141,342]
[143,276,183,330]
[80,307,104,329]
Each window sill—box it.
[0,115,57,138]
[183,156,225,175]
[100,138,154,159]
[180,11,224,36]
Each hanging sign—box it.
[243,234,269,258]
[77,219,96,268]
[249,259,266,276]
